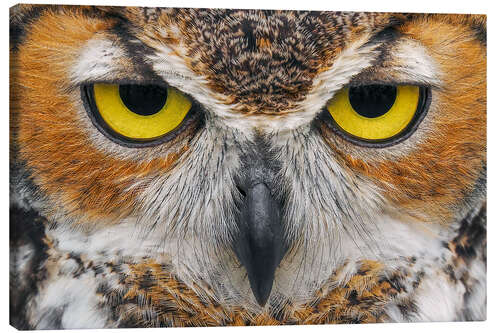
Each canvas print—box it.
[9,4,486,329]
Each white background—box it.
[2,0,497,332]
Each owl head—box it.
[10,5,486,309]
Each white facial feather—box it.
[71,36,126,84]
[391,38,442,87]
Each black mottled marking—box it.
[381,274,407,294]
[347,290,360,305]
[470,17,486,46]
[362,26,401,69]
[92,265,105,276]
[138,269,156,292]
[110,19,168,84]
[452,204,486,265]
[241,19,257,52]
[10,206,49,330]
[104,261,124,275]
[336,314,363,324]
[96,281,111,296]
[443,203,486,320]
[444,264,458,283]
[412,270,425,289]
[397,299,419,320]
[9,158,46,211]
[67,252,86,278]
[10,4,47,51]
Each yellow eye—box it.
[326,85,424,142]
[90,83,192,141]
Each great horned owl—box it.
[10,5,486,329]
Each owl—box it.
[9,4,486,329]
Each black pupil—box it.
[348,85,397,118]
[118,84,168,116]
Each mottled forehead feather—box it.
[122,8,404,113]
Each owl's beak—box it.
[232,182,287,307]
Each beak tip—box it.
[251,278,273,307]
[256,297,269,307]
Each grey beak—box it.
[232,182,287,306]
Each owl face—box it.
[11,6,486,312]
